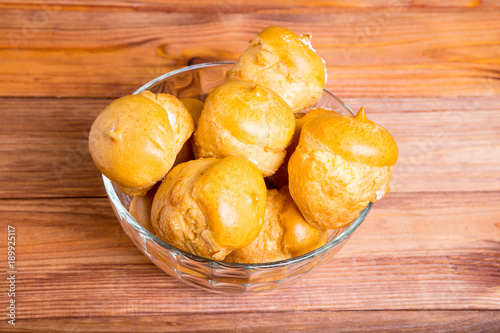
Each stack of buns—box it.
[88,26,398,263]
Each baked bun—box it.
[129,186,156,233]
[138,91,194,155]
[180,98,204,125]
[88,94,176,196]
[193,81,295,177]
[227,26,326,113]
[172,98,205,166]
[225,188,328,264]
[289,107,398,229]
[269,108,336,188]
[151,156,267,260]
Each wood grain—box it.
[0,9,498,98]
[0,98,107,198]
[1,0,499,12]
[0,191,498,325]
[7,311,500,332]
[0,2,499,331]
[1,97,499,198]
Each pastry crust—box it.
[88,94,176,196]
[288,108,398,229]
[269,108,336,188]
[227,26,326,113]
[302,108,398,168]
[139,91,194,156]
[151,156,267,260]
[280,188,328,257]
[193,81,295,177]
[172,98,205,166]
[129,186,156,233]
[224,189,287,263]
[180,97,204,125]
[225,188,327,264]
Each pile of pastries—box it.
[89,26,398,263]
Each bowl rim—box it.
[103,61,371,269]
[134,61,354,115]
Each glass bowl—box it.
[102,62,372,294]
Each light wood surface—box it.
[0,1,499,332]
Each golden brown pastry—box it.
[193,81,295,177]
[129,187,156,233]
[180,98,204,125]
[172,98,205,166]
[151,156,267,260]
[269,107,336,188]
[225,188,328,264]
[88,94,176,196]
[289,107,398,229]
[279,188,328,257]
[138,91,194,155]
[227,26,326,113]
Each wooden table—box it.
[1,1,499,331]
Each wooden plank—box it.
[7,311,500,332]
[0,2,497,331]
[1,0,499,13]
[0,191,498,322]
[0,9,498,98]
[1,97,499,198]
[0,98,108,198]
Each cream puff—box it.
[225,188,328,264]
[88,94,176,196]
[138,91,194,155]
[151,156,267,260]
[128,186,157,233]
[172,98,205,166]
[227,26,326,113]
[269,107,336,188]
[180,97,204,125]
[193,81,295,177]
[288,107,398,229]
